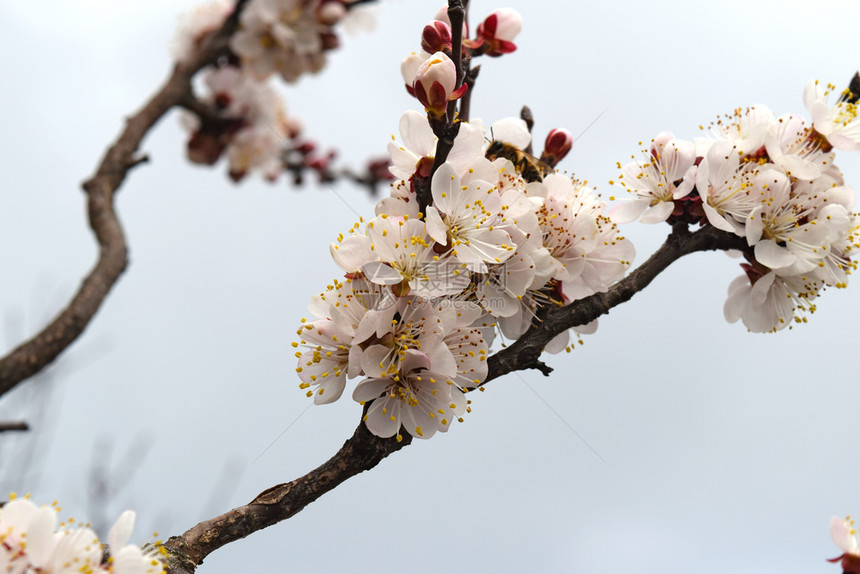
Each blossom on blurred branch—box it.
[174,0,383,185]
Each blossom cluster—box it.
[296,104,633,440]
[172,0,374,181]
[610,79,860,332]
[0,495,164,574]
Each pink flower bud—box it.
[401,51,428,96]
[542,128,573,166]
[412,51,467,118]
[474,8,522,56]
[421,20,452,54]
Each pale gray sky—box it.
[1,1,859,573]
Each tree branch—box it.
[160,223,746,572]
[0,0,249,399]
[485,223,747,382]
[162,415,411,574]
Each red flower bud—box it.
[421,20,452,54]
[541,128,573,166]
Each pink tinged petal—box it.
[330,235,372,273]
[109,510,136,550]
[609,199,649,224]
[401,348,431,372]
[559,278,594,303]
[724,275,750,323]
[831,516,860,555]
[312,375,346,405]
[746,271,774,306]
[754,239,796,270]
[454,302,484,326]
[353,377,392,403]
[829,133,860,152]
[347,344,364,378]
[673,164,697,199]
[702,201,738,233]
[461,157,499,185]
[430,162,459,213]
[362,261,403,286]
[401,52,427,86]
[802,80,822,112]
[354,309,384,344]
[361,344,396,378]
[746,206,764,245]
[532,247,561,287]
[490,8,522,41]
[361,395,401,438]
[778,153,821,179]
[307,294,332,319]
[112,545,159,574]
[544,330,570,354]
[400,396,437,440]
[639,201,675,224]
[25,507,58,567]
[446,122,485,171]
[460,229,515,265]
[810,100,832,133]
[0,498,39,536]
[387,141,420,181]
[425,343,456,377]
[425,206,448,245]
[576,318,599,335]
[828,186,856,211]
[375,196,420,218]
[399,110,436,157]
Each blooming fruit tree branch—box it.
[2,1,860,573]
[162,2,857,571]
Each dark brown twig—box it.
[0,0,250,400]
[0,421,28,433]
[416,0,468,216]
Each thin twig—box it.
[416,0,468,216]
[0,421,29,433]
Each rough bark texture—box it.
[162,418,412,574]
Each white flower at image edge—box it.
[805,79,860,151]
[0,498,164,574]
[832,515,860,557]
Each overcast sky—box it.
[2,1,860,573]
